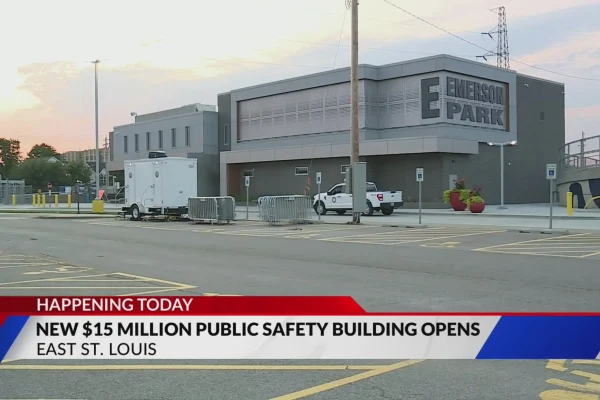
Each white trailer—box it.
[122,157,197,220]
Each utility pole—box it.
[348,0,361,223]
[92,59,101,200]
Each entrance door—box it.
[449,174,458,190]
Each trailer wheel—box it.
[131,204,141,221]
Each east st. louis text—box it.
[37,321,481,338]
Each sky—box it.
[1,0,599,154]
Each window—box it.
[243,169,254,177]
[171,128,176,148]
[223,124,229,146]
[123,136,128,153]
[158,130,163,149]
[366,183,377,192]
[146,132,151,151]
[330,184,344,195]
[341,164,351,174]
[295,166,308,176]
[185,126,190,147]
[134,134,139,152]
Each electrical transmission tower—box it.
[478,6,510,69]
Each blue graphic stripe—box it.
[477,316,600,359]
[0,316,29,362]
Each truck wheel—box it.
[363,201,374,216]
[336,210,346,215]
[314,201,327,215]
[381,206,394,216]
[131,204,141,221]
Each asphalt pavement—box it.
[0,216,599,399]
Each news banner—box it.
[0,296,599,361]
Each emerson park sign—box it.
[421,76,506,128]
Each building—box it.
[62,149,107,164]
[217,54,565,206]
[107,103,221,196]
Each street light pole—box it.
[499,144,506,209]
[349,0,360,223]
[92,59,101,200]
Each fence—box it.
[188,196,236,224]
[257,195,314,226]
[559,134,600,173]
[0,180,31,205]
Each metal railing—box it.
[559,134,600,173]
[257,195,314,226]
[188,196,236,224]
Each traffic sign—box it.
[316,172,322,185]
[546,164,557,180]
[416,168,424,183]
[245,176,250,187]
[47,182,52,190]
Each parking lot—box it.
[76,218,600,261]
[1,216,599,399]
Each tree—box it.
[27,143,60,160]
[0,138,21,178]
[65,159,92,185]
[11,157,67,190]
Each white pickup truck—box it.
[313,182,402,216]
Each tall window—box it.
[185,126,190,147]
[123,136,128,153]
[146,132,151,150]
[223,124,229,146]
[134,134,139,152]
[171,128,176,148]
[158,130,163,150]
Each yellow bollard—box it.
[32,195,36,206]
[566,191,573,216]
[42,194,46,207]
[55,194,59,208]
[67,194,72,208]
[12,194,16,207]
[36,194,41,207]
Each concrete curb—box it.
[394,211,600,220]
[33,214,117,220]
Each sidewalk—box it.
[234,203,600,231]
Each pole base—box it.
[497,205,508,210]
[351,212,361,224]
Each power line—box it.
[381,0,600,81]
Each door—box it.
[337,184,353,209]
[325,184,344,209]
[125,165,134,205]
[153,163,163,210]
[449,174,458,190]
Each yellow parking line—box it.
[546,360,568,372]
[270,360,425,400]
[321,230,505,245]
[580,251,600,258]
[471,250,588,259]
[0,273,112,286]
[571,370,600,383]
[0,364,386,371]
[474,233,591,252]
[118,286,196,296]
[573,360,600,366]
[0,286,178,290]
[546,378,600,392]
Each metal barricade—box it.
[188,196,236,224]
[257,195,314,226]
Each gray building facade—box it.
[108,104,222,196]
[218,55,565,206]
